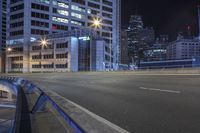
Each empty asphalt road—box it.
[0,108,15,133]
[13,72,200,133]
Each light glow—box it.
[78,36,90,41]
[39,38,49,47]
[7,47,12,52]
[92,18,102,29]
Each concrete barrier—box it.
[41,89,129,133]
[0,77,22,133]
[14,78,129,133]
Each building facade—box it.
[0,0,7,72]
[144,35,168,61]
[127,15,143,62]
[6,29,111,73]
[6,0,121,72]
[167,38,200,60]
[0,0,6,46]
[126,15,155,65]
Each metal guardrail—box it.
[0,77,20,133]
[139,64,200,70]
[29,84,85,133]
[0,76,85,133]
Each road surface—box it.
[0,108,15,133]
[15,72,200,133]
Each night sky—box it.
[122,0,200,40]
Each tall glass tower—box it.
[127,15,144,64]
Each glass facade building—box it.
[6,0,121,72]
[78,37,91,71]
[6,29,111,73]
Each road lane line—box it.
[139,87,181,94]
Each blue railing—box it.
[0,77,86,133]
[0,77,19,133]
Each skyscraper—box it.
[6,0,121,72]
[0,0,7,72]
[126,15,143,64]
[0,0,6,46]
[126,15,154,65]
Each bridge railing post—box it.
[31,92,48,113]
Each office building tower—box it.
[0,0,7,72]
[6,0,121,72]
[127,15,154,64]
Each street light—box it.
[91,17,113,71]
[7,47,12,52]
[39,38,57,72]
[40,39,48,47]
[39,38,48,73]
[0,47,12,73]
[92,18,101,29]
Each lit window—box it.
[71,5,85,12]
[53,1,69,8]
[35,0,50,4]
[54,8,69,16]
[87,9,91,14]
[6,38,24,45]
[71,12,85,19]
[71,20,82,26]
[52,17,68,23]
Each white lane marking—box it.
[139,87,181,94]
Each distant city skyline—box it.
[122,0,199,40]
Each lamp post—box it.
[4,47,12,73]
[40,38,57,72]
[92,18,112,71]
[3,47,19,73]
[92,18,101,71]
[40,38,48,72]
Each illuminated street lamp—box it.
[7,47,12,52]
[92,17,112,70]
[94,20,100,26]
[39,38,48,72]
[92,18,101,29]
[40,39,48,47]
